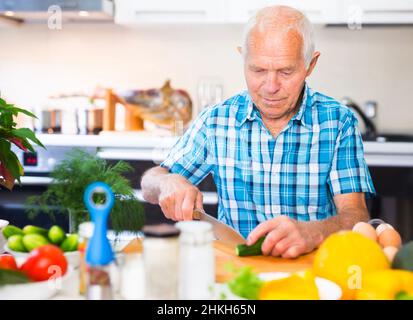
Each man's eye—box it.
[252,68,265,73]
[281,70,293,76]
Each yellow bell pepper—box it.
[356,269,413,300]
[259,270,319,300]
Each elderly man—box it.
[141,5,375,258]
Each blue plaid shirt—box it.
[161,84,376,238]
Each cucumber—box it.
[22,234,50,252]
[236,236,266,257]
[7,235,28,252]
[0,269,30,285]
[60,234,79,252]
[2,225,24,239]
[23,225,49,237]
[48,225,66,245]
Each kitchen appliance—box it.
[35,109,62,134]
[0,0,114,24]
[193,209,246,246]
[342,97,377,140]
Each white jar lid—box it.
[175,221,213,245]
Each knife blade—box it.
[193,209,246,246]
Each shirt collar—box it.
[238,83,313,129]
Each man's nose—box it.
[264,72,281,93]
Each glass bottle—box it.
[142,224,180,300]
[175,221,214,300]
[78,222,94,296]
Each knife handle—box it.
[193,209,202,220]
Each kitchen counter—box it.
[35,133,413,167]
[52,239,315,300]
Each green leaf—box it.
[11,107,37,119]
[0,139,24,181]
[11,128,44,148]
[227,266,264,300]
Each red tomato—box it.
[0,254,18,270]
[20,245,68,281]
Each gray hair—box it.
[241,5,315,68]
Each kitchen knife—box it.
[193,209,246,246]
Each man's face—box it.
[244,28,312,121]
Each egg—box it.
[383,246,399,263]
[352,222,377,241]
[376,223,394,237]
[378,228,402,248]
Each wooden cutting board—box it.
[124,239,316,283]
[214,241,316,283]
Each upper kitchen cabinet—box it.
[114,0,413,26]
[114,0,226,24]
[333,0,413,24]
[225,0,338,24]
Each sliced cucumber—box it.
[236,236,266,257]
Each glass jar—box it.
[175,221,214,300]
[142,224,180,300]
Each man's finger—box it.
[182,189,197,221]
[174,193,184,221]
[247,218,282,245]
[273,236,294,256]
[195,191,204,211]
[159,197,172,220]
[261,227,289,256]
[282,244,304,259]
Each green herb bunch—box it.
[26,149,145,232]
[0,97,44,190]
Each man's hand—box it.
[158,173,203,221]
[246,216,324,259]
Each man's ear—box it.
[306,51,320,77]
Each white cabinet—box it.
[115,0,226,24]
[115,0,413,25]
[225,0,337,24]
[335,0,413,24]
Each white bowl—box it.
[0,265,75,300]
[3,244,80,268]
[213,271,342,300]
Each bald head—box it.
[241,5,315,67]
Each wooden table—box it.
[123,239,316,283]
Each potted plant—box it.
[26,149,145,233]
[0,96,44,190]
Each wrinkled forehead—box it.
[247,26,304,60]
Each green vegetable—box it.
[23,225,48,237]
[60,234,79,252]
[2,225,24,239]
[227,265,264,300]
[395,291,413,300]
[26,149,145,233]
[48,225,66,245]
[392,241,413,271]
[236,236,266,257]
[0,269,30,286]
[22,234,49,251]
[7,235,27,252]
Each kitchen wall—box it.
[0,22,412,133]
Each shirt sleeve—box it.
[327,112,376,199]
[160,108,214,186]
